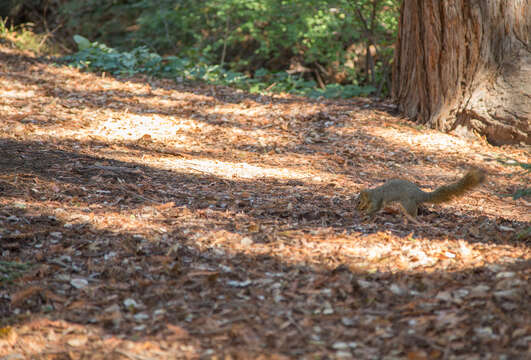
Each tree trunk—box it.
[392,0,530,145]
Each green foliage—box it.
[496,157,530,200]
[59,0,141,48]
[516,227,531,240]
[0,260,32,284]
[496,158,531,172]
[511,188,531,200]
[56,0,399,96]
[3,0,399,96]
[0,17,54,54]
[62,36,375,98]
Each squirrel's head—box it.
[356,190,370,211]
[465,168,486,185]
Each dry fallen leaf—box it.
[11,286,42,306]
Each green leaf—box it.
[513,188,531,200]
[73,35,92,51]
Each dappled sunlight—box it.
[79,111,290,149]
[0,317,198,358]
[214,103,272,117]
[81,113,199,143]
[156,157,325,181]
[371,126,481,153]
[6,195,525,277]
[363,120,530,167]
[1,45,529,359]
[210,227,528,273]
[0,88,36,99]
[3,192,525,276]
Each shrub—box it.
[62,35,376,98]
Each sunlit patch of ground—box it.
[0,318,198,359]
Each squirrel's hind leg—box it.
[399,200,421,225]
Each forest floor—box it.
[0,45,529,360]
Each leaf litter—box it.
[0,45,529,359]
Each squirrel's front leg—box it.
[360,199,382,221]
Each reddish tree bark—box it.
[393,0,530,145]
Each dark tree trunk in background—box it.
[392,0,530,145]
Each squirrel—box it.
[356,168,486,221]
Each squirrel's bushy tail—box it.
[426,169,486,204]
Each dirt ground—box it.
[0,45,529,359]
